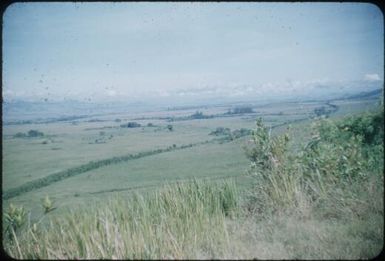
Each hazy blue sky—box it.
[2,2,383,102]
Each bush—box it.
[13,130,44,138]
[232,128,252,139]
[4,203,27,241]
[211,127,251,141]
[189,111,213,119]
[245,110,384,214]
[42,195,56,214]
[121,122,141,128]
[210,127,231,136]
[27,130,44,137]
[337,109,384,145]
[13,132,26,138]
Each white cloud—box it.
[364,73,381,81]
[106,90,117,96]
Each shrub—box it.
[121,122,141,128]
[42,195,56,214]
[4,203,27,241]
[210,127,231,136]
[192,111,203,119]
[245,110,383,214]
[27,130,44,137]
[337,109,384,145]
[14,132,26,138]
[314,106,328,117]
[232,128,252,139]
[187,111,213,120]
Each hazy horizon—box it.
[2,2,384,103]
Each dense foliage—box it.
[210,127,252,141]
[245,108,384,214]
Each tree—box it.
[121,122,141,128]
[28,130,44,137]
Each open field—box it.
[2,96,383,259]
[2,97,380,212]
[3,99,324,190]
[3,2,383,258]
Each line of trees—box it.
[226,107,254,114]
[210,127,252,141]
[3,140,205,200]
[14,130,44,138]
[168,111,214,122]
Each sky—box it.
[2,2,384,103]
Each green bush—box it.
[245,109,384,214]
[3,203,27,241]
[13,132,27,138]
[42,195,56,214]
[28,130,44,137]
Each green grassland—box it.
[4,138,251,220]
[2,97,383,259]
[2,98,378,210]
[2,99,322,190]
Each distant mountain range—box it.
[344,88,383,100]
[2,87,383,124]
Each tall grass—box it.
[242,109,383,258]
[4,180,239,259]
[245,108,383,214]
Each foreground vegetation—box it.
[4,180,240,259]
[3,105,383,259]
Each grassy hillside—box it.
[3,104,383,259]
